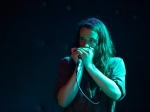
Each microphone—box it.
[76,57,83,75]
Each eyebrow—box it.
[80,37,95,39]
[79,37,97,40]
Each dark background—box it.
[0,0,150,112]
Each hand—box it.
[77,47,94,66]
[71,48,79,64]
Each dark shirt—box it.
[54,57,126,112]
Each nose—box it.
[84,43,90,48]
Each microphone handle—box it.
[76,58,82,75]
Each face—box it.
[79,27,98,48]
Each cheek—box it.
[79,41,96,48]
[79,41,85,47]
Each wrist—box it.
[85,63,96,70]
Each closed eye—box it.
[80,38,86,41]
[89,39,97,43]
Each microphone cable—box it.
[76,59,99,105]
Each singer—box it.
[54,18,126,112]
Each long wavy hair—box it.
[72,18,116,76]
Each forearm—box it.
[85,64,121,101]
[58,69,83,107]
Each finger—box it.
[71,47,77,53]
[89,47,94,52]
[80,47,92,53]
[77,48,88,56]
[72,50,78,55]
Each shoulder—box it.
[58,56,76,75]
[60,56,75,67]
[109,57,125,66]
[61,56,72,63]
[108,57,126,73]
[62,56,71,60]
